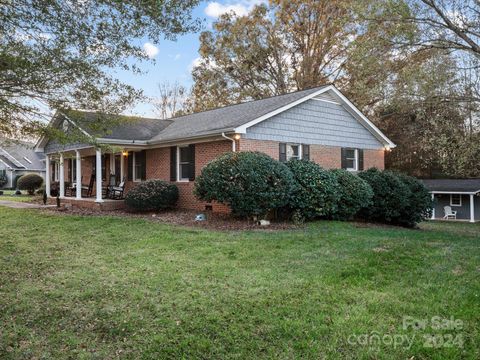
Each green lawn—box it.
[0,208,478,359]
[0,189,39,203]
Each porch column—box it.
[120,151,125,180]
[76,150,82,199]
[470,194,475,223]
[431,193,435,220]
[59,153,65,198]
[95,149,103,203]
[110,153,115,175]
[45,155,51,197]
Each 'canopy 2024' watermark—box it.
[347,316,464,350]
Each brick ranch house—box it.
[35,85,395,211]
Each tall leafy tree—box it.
[1,0,200,138]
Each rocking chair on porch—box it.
[108,177,126,200]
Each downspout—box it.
[221,132,236,152]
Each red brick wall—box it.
[364,149,385,170]
[238,139,384,170]
[238,138,279,160]
[144,141,232,212]
[310,145,342,169]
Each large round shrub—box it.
[396,173,433,227]
[194,151,294,218]
[17,173,43,195]
[125,179,178,211]
[358,168,411,226]
[285,160,338,220]
[329,169,373,220]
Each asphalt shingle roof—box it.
[422,179,480,193]
[62,86,329,143]
[151,86,328,142]
[0,139,45,170]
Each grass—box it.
[0,189,39,203]
[0,208,478,359]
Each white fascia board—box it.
[327,87,396,148]
[430,191,480,195]
[96,138,148,145]
[0,157,13,170]
[234,84,396,149]
[35,110,94,151]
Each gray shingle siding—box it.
[244,99,384,149]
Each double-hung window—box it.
[344,149,358,171]
[127,151,146,182]
[178,146,194,181]
[450,194,462,207]
[286,144,301,161]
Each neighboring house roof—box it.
[422,179,480,194]
[36,84,396,151]
[0,139,45,170]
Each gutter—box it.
[221,132,236,152]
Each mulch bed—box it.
[42,206,298,231]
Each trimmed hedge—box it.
[125,180,178,211]
[286,160,338,220]
[396,172,433,227]
[329,169,373,220]
[357,168,431,227]
[17,173,43,195]
[194,151,294,218]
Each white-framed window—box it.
[450,194,462,207]
[177,145,193,181]
[345,149,358,171]
[286,144,301,161]
[132,151,145,182]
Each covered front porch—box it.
[44,145,143,208]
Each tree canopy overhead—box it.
[0,0,200,138]
[185,0,480,178]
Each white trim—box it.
[95,149,103,203]
[233,85,396,148]
[286,143,302,161]
[430,191,480,195]
[59,153,65,198]
[96,138,148,145]
[450,194,462,207]
[234,87,332,134]
[431,193,435,220]
[310,97,341,105]
[0,157,12,170]
[45,156,51,197]
[75,150,82,199]
[132,152,142,182]
[176,145,191,182]
[345,148,359,172]
[327,87,396,148]
[470,194,475,223]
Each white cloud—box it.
[143,42,159,59]
[204,1,266,18]
[189,56,203,71]
[174,53,181,61]
[205,2,248,18]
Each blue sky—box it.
[116,0,266,118]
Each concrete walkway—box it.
[0,200,56,209]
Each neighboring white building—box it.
[0,139,46,189]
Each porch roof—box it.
[422,179,480,194]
